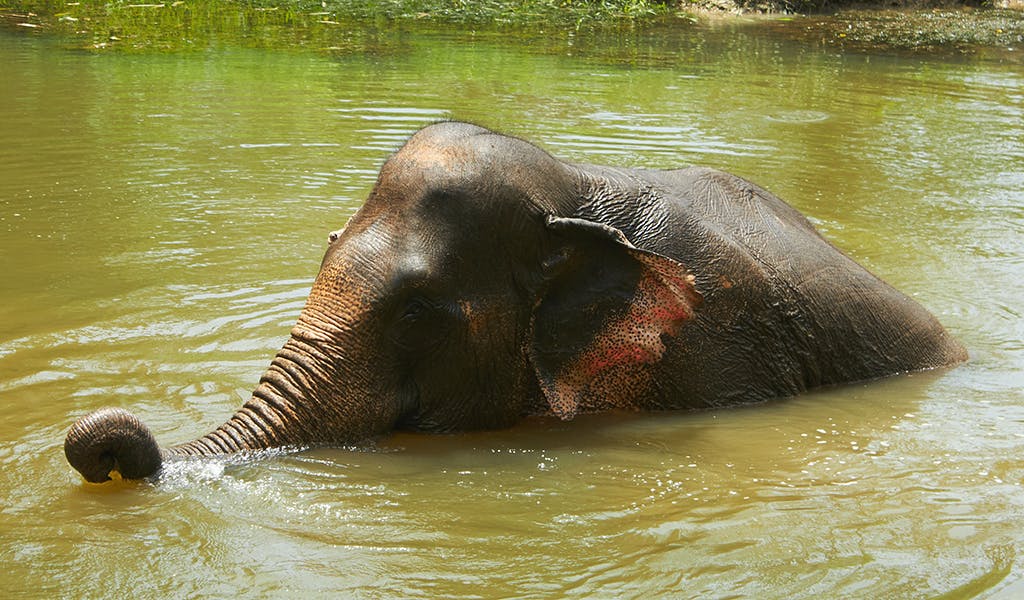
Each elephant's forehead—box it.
[376,142,492,201]
[392,121,494,166]
[394,132,480,168]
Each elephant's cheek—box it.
[457,300,484,338]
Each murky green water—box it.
[1,23,1022,598]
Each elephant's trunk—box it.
[63,388,295,483]
[64,331,351,483]
[64,407,163,483]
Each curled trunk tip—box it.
[64,407,162,483]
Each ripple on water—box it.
[327,105,451,154]
[765,110,831,124]
[546,130,767,159]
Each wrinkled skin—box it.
[64,121,967,483]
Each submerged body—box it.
[64,121,966,483]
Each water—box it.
[1,23,1022,598]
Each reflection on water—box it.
[1,24,1023,598]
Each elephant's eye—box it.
[400,299,429,323]
[393,296,445,351]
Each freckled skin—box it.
[63,121,966,483]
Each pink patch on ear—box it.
[583,345,656,378]
[540,257,701,420]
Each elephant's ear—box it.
[529,216,703,420]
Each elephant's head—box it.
[65,121,702,483]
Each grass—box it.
[0,0,683,51]
[293,0,670,22]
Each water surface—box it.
[1,24,1022,598]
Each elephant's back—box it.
[600,165,966,404]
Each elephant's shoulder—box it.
[654,166,822,237]
[657,167,777,208]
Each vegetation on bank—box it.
[0,0,675,32]
[772,7,1024,52]
[2,0,681,52]
[1,0,1022,53]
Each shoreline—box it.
[689,0,1022,13]
[1,1,1021,55]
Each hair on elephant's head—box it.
[64,121,703,482]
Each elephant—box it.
[64,121,967,483]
